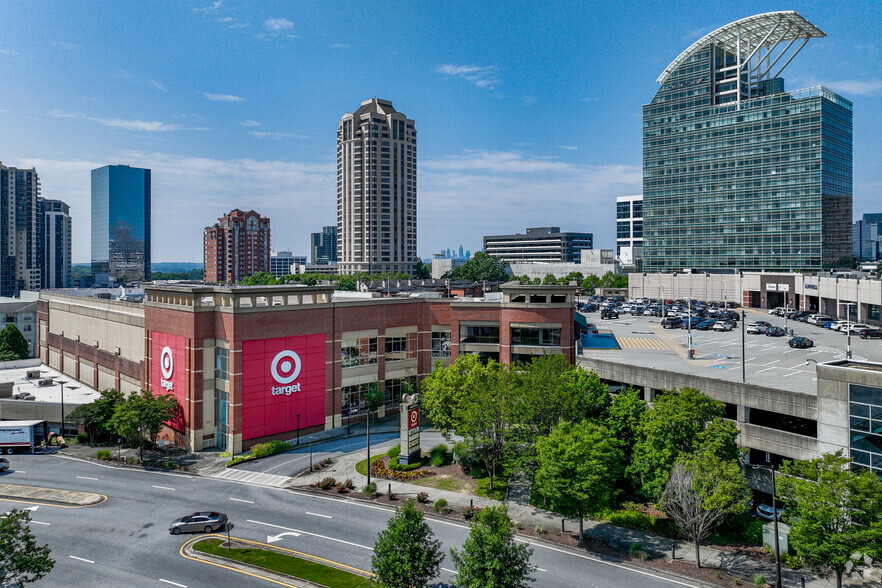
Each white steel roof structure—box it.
[657,11,825,86]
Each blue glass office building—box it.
[91,165,151,283]
[642,12,852,273]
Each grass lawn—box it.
[354,452,388,476]
[476,476,508,501]
[410,474,472,493]
[194,538,373,587]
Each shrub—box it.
[388,456,422,472]
[251,440,291,458]
[318,477,337,490]
[429,443,450,466]
[433,498,448,512]
[753,575,766,587]
[76,432,89,444]
[335,482,347,493]
[637,550,651,561]
[165,461,179,470]
[629,542,643,556]
[96,449,111,460]
[388,491,397,501]
[371,459,436,482]
[362,482,377,498]
[535,524,546,535]
[416,491,429,503]
[387,444,401,459]
[782,553,802,570]
[430,455,445,467]
[462,505,481,520]
[343,478,355,490]
[743,519,764,545]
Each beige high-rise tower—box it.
[337,99,417,275]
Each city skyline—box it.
[0,1,879,263]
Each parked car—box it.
[807,315,834,325]
[713,321,734,332]
[746,323,767,334]
[695,320,717,330]
[859,329,882,339]
[600,309,619,320]
[661,316,683,329]
[756,504,784,521]
[827,321,850,331]
[845,324,871,334]
[788,337,814,348]
[169,512,228,535]
[0,457,8,472]
[765,326,786,337]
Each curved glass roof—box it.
[657,11,825,84]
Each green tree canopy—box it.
[533,420,624,537]
[0,509,54,585]
[371,499,443,588]
[777,452,882,587]
[450,505,534,588]
[448,252,509,282]
[0,324,30,359]
[604,387,647,458]
[414,260,431,279]
[68,388,125,441]
[627,387,737,500]
[110,389,181,460]
[662,451,749,569]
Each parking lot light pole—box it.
[741,310,746,383]
[767,466,782,588]
[296,414,301,446]
[308,436,315,472]
[837,301,857,360]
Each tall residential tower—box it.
[91,164,151,283]
[0,162,41,296]
[203,209,271,283]
[38,198,72,289]
[337,99,417,275]
[642,12,852,273]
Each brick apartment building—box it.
[203,209,271,283]
[38,283,576,453]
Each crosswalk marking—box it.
[617,337,671,351]
[212,468,292,488]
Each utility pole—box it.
[741,310,746,383]
[770,467,782,588]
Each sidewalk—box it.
[294,444,864,588]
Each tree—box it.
[450,505,534,588]
[776,452,882,587]
[372,499,443,588]
[542,273,557,285]
[604,387,647,458]
[627,387,737,500]
[0,509,55,585]
[662,451,749,569]
[0,324,30,359]
[238,271,277,285]
[414,260,431,279]
[561,271,584,285]
[69,388,125,441]
[448,252,509,282]
[580,274,600,294]
[533,420,623,537]
[110,389,181,460]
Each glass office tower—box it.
[91,165,151,284]
[642,12,852,273]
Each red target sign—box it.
[408,408,419,430]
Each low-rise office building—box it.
[38,283,576,453]
[484,227,593,263]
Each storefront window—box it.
[384,377,416,408]
[384,333,416,361]
[215,347,229,381]
[342,383,375,416]
[342,337,378,368]
[510,327,561,346]
[431,331,451,358]
[460,325,499,344]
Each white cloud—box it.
[436,64,499,89]
[0,48,21,56]
[557,145,579,151]
[202,92,245,102]
[522,95,538,105]
[250,131,306,139]
[193,1,222,14]
[147,80,167,92]
[218,16,249,29]
[330,43,350,49]
[822,79,882,96]
[264,18,293,32]
[52,112,208,132]
[239,120,262,127]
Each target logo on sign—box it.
[270,350,302,396]
[408,408,419,430]
[159,346,175,391]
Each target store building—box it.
[38,283,576,453]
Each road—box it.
[0,452,703,588]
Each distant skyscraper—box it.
[203,209,270,283]
[458,245,464,259]
[91,165,151,283]
[311,225,338,265]
[0,162,41,296]
[642,12,852,272]
[616,195,643,266]
[853,214,882,262]
[269,251,306,278]
[37,198,72,289]
[338,98,417,275]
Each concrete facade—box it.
[509,249,618,280]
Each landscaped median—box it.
[187,536,373,588]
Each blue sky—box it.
[1,1,879,263]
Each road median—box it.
[0,482,106,506]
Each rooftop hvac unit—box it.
[37,378,54,387]
[25,370,41,379]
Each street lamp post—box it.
[741,310,746,383]
[308,436,315,472]
[57,380,79,437]
[366,407,371,487]
[837,301,857,360]
[296,414,301,446]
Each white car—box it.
[746,323,767,334]
[845,324,870,333]
[713,321,733,332]
[828,321,850,331]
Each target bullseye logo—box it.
[159,346,175,391]
[270,350,302,396]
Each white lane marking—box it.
[152,485,175,491]
[229,498,254,504]
[442,567,457,574]
[159,580,188,588]
[755,367,778,373]
[13,470,25,473]
[782,371,802,377]
[305,512,332,519]
[69,555,95,564]
[536,567,548,572]
[787,363,807,369]
[31,521,51,525]
[76,476,99,481]
[760,360,781,366]
[53,455,191,477]
[247,519,372,550]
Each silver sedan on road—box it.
[169,511,228,535]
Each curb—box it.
[0,482,106,507]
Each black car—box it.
[859,329,882,339]
[600,309,618,320]
[788,337,813,348]
[765,326,786,337]
[695,320,717,330]
[661,316,682,328]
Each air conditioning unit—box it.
[37,378,54,387]
[25,369,41,379]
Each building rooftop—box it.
[0,363,100,405]
[579,308,882,396]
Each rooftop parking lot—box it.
[578,306,882,396]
